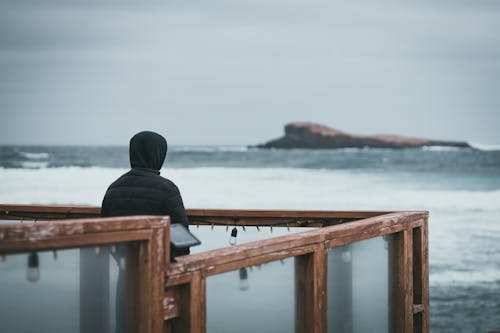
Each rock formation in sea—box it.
[256,122,471,149]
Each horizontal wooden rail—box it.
[0,215,169,258]
[0,204,395,227]
[0,204,101,220]
[166,211,427,281]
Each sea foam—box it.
[1,166,499,213]
[469,142,500,151]
[1,166,499,290]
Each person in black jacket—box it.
[102,131,190,333]
[101,130,190,257]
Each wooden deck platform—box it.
[0,204,429,333]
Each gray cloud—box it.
[1,0,499,145]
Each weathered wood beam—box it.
[295,244,327,333]
[390,228,413,333]
[168,212,426,278]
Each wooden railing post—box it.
[170,271,205,333]
[295,244,327,333]
[150,226,168,333]
[412,220,429,333]
[390,228,413,333]
[189,271,203,333]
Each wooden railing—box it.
[0,204,429,333]
[0,211,169,333]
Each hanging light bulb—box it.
[239,268,249,291]
[119,257,126,271]
[341,250,352,263]
[27,252,39,282]
[229,227,238,245]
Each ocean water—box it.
[1,145,500,332]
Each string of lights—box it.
[1,211,353,227]
[1,212,355,287]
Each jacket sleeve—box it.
[167,188,191,257]
[168,192,189,228]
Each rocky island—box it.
[256,122,471,149]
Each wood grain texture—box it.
[186,208,391,219]
[390,228,414,333]
[151,227,167,333]
[0,215,169,238]
[200,277,207,333]
[0,230,153,254]
[170,272,204,333]
[413,226,423,306]
[165,272,192,288]
[164,288,181,320]
[1,204,393,223]
[201,243,318,277]
[0,204,101,220]
[0,216,169,254]
[0,205,429,333]
[295,244,327,333]
[165,244,318,288]
[168,212,426,278]
[313,245,328,333]
[421,219,430,333]
[171,283,190,333]
[189,271,203,333]
[413,304,425,314]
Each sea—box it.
[1,144,500,333]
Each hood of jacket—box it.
[129,131,167,171]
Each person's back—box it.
[101,131,190,257]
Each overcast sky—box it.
[1,0,499,145]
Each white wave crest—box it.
[431,269,500,286]
[20,161,49,169]
[422,146,462,152]
[172,146,249,153]
[20,152,49,159]
[469,142,500,151]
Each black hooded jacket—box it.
[101,131,189,257]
